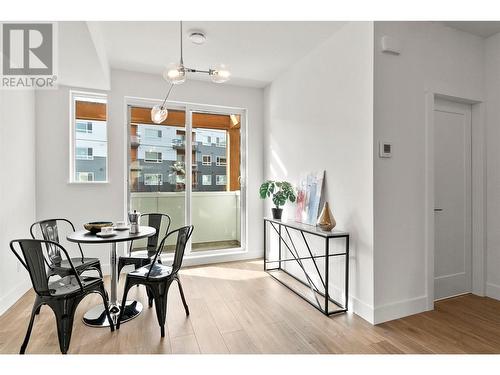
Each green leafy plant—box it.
[259,180,296,209]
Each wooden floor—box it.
[1,259,500,354]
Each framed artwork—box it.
[295,170,325,226]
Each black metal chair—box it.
[10,239,114,354]
[117,213,171,275]
[117,213,171,307]
[30,218,102,279]
[116,225,194,338]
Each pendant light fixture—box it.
[151,21,231,124]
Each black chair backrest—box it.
[10,239,82,297]
[30,218,83,265]
[131,213,171,255]
[148,225,194,279]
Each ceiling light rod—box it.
[152,21,231,124]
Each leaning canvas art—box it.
[295,171,325,226]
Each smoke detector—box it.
[188,31,206,45]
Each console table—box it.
[263,218,349,316]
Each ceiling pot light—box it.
[189,31,206,45]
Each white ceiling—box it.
[441,21,500,38]
[96,21,346,88]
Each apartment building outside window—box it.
[70,91,108,183]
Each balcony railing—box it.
[130,191,241,249]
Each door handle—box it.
[434,208,444,212]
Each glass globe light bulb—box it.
[151,105,168,124]
[163,63,186,85]
[209,64,231,83]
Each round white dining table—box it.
[67,225,156,327]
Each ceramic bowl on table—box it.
[84,221,114,234]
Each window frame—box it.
[144,151,163,163]
[75,147,94,160]
[69,90,109,184]
[144,173,163,186]
[76,121,93,134]
[77,172,94,182]
[202,155,212,166]
[216,174,227,185]
[216,156,227,166]
[202,174,212,186]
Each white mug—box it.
[101,226,114,234]
[115,221,127,228]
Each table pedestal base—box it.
[82,300,143,327]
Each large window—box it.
[70,92,108,183]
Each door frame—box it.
[424,91,486,309]
[123,95,248,265]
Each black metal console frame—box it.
[263,218,349,316]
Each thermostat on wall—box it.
[379,141,392,158]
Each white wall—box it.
[264,22,375,322]
[373,22,485,323]
[485,32,500,299]
[58,22,110,90]
[35,69,264,273]
[0,89,36,315]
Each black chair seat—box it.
[129,263,172,280]
[48,275,102,296]
[55,257,100,269]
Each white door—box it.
[433,98,472,301]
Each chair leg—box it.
[34,305,41,315]
[99,284,114,332]
[175,276,189,316]
[116,278,132,330]
[20,300,41,354]
[52,299,78,354]
[146,287,154,308]
[151,282,171,338]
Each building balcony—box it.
[130,135,141,148]
[172,138,198,150]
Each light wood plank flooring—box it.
[1,259,500,354]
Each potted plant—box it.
[259,180,296,220]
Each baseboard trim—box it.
[0,279,31,316]
[373,295,428,324]
[350,296,374,324]
[486,282,500,300]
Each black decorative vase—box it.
[271,208,283,220]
